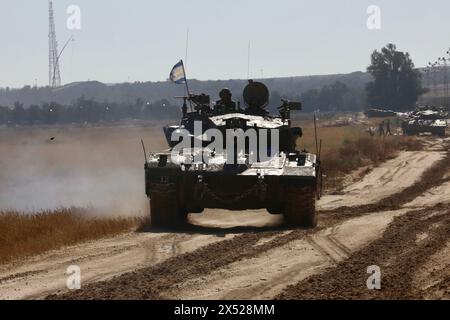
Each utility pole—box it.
[446,48,450,108]
[432,61,438,105]
[437,57,448,107]
[442,57,449,107]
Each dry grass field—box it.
[0,208,140,264]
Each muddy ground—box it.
[0,125,449,300]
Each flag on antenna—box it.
[169,60,186,84]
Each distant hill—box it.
[0,72,372,107]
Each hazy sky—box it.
[1,0,450,88]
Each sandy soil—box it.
[0,229,237,299]
[169,210,408,300]
[277,206,450,299]
[413,240,450,299]
[404,180,450,208]
[318,151,445,210]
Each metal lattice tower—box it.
[49,0,61,88]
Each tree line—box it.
[0,96,180,126]
[295,81,365,112]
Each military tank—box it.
[402,106,448,136]
[144,80,321,229]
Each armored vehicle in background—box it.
[365,108,397,118]
[144,80,321,229]
[402,106,448,136]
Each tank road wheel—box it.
[283,185,317,228]
[150,188,187,229]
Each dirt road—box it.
[1,138,449,300]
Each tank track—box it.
[283,185,317,228]
[149,183,187,228]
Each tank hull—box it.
[145,158,317,212]
[402,122,446,136]
[402,106,448,136]
[145,153,320,226]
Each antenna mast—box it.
[49,0,61,88]
[247,41,251,79]
[185,28,189,70]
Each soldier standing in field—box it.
[385,119,392,135]
[378,121,385,136]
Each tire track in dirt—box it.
[276,204,450,300]
[49,205,376,300]
[0,270,47,284]
[413,238,450,299]
[48,207,427,300]
[48,228,322,300]
[320,150,444,210]
[419,275,450,299]
[306,228,352,263]
[319,149,450,222]
[168,209,405,300]
[0,231,234,299]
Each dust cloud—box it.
[0,123,168,216]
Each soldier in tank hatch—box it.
[215,88,237,115]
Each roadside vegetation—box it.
[299,122,423,190]
[0,208,140,264]
[321,135,422,190]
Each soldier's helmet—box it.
[219,88,232,100]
